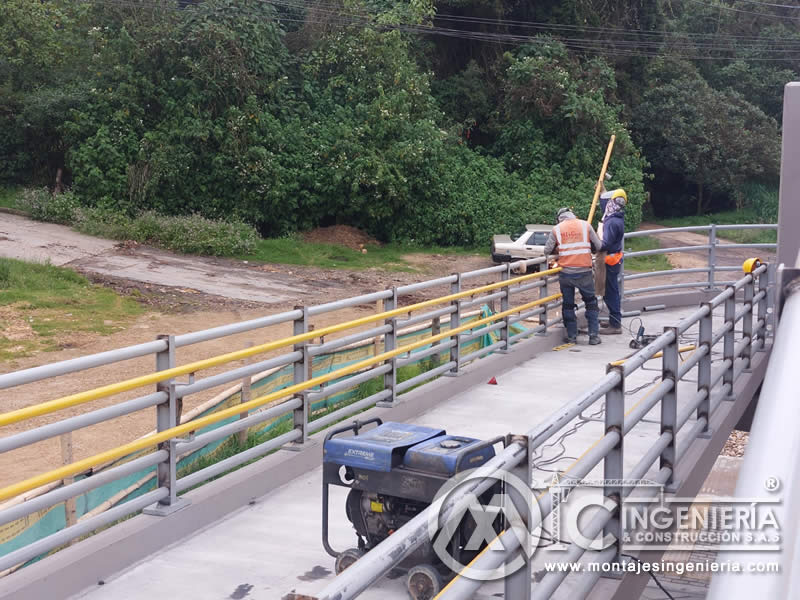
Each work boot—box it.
[589,335,602,345]
[563,334,577,344]
[600,325,622,335]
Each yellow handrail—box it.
[0,267,562,428]
[0,292,562,502]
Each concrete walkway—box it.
[66,306,740,600]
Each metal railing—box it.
[707,255,800,600]
[0,256,562,572]
[622,223,776,298]
[0,222,776,579]
[308,261,772,600]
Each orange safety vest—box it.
[605,251,623,266]
[553,219,593,268]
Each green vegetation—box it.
[243,237,478,271]
[2,0,789,249]
[624,237,673,273]
[657,212,777,245]
[0,187,21,210]
[18,188,258,256]
[625,237,672,271]
[0,257,142,360]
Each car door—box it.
[521,231,537,258]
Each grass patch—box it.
[0,257,143,360]
[657,210,776,244]
[0,186,22,210]
[241,236,480,272]
[624,236,673,273]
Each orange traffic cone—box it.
[487,377,498,385]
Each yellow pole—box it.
[587,135,616,225]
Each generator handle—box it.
[455,435,507,473]
[323,418,384,444]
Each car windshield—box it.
[531,231,549,245]
[510,228,528,242]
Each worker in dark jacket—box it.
[598,189,627,334]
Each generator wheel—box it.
[406,564,442,600]
[335,548,363,575]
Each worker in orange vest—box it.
[543,208,603,345]
[597,189,627,334]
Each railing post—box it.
[504,434,532,599]
[604,365,625,560]
[446,274,461,376]
[742,274,755,371]
[60,432,77,540]
[379,288,398,406]
[661,327,680,492]
[707,224,717,290]
[499,264,512,352]
[144,334,189,515]
[285,306,311,449]
[237,341,254,446]
[723,286,736,399]
[697,303,713,437]
[619,259,626,312]
[756,268,769,351]
[431,316,441,367]
[537,269,549,335]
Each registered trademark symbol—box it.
[765,476,781,492]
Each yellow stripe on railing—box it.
[0,267,561,428]
[0,292,562,502]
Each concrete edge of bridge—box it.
[592,342,772,600]
[0,325,566,600]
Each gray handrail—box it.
[707,261,800,600]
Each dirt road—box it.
[0,213,490,309]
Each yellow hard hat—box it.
[611,188,627,204]
[742,258,762,273]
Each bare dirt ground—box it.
[0,215,495,485]
[0,215,768,487]
[0,213,490,307]
[626,223,775,292]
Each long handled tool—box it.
[590,135,615,298]
[587,135,616,225]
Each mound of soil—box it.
[302,225,380,250]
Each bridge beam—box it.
[778,82,800,268]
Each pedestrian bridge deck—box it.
[69,307,734,600]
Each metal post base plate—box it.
[282,438,318,452]
[143,497,190,517]
[663,479,682,494]
[698,428,714,439]
[375,400,395,408]
[443,370,463,377]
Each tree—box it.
[633,66,780,215]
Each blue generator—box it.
[322,418,504,600]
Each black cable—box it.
[81,0,800,61]
[683,0,800,21]
[621,553,678,600]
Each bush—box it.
[18,188,81,224]
[75,210,259,256]
[743,181,778,223]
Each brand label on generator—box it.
[344,449,375,461]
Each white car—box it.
[491,224,552,271]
